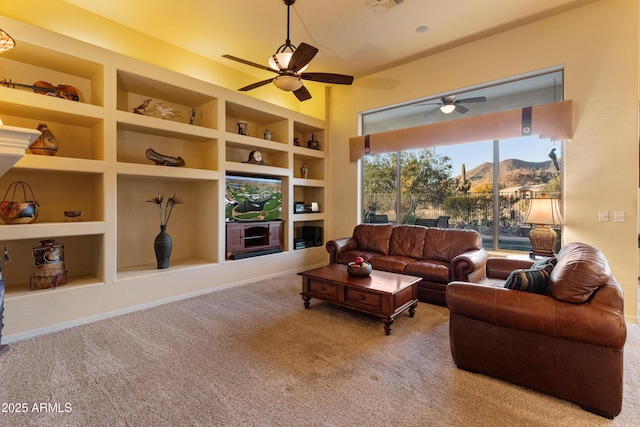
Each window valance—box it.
[349,100,574,162]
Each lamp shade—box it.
[440,104,456,114]
[0,29,15,53]
[273,75,303,91]
[524,198,563,225]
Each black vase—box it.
[154,225,172,269]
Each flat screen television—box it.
[225,174,282,222]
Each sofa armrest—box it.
[450,248,489,282]
[446,282,626,348]
[486,257,535,279]
[325,237,358,264]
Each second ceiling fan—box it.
[223,0,354,101]
[419,95,487,115]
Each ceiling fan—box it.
[222,0,354,101]
[418,95,487,114]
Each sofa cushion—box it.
[389,225,426,258]
[549,242,612,303]
[404,259,450,283]
[353,224,393,255]
[423,228,481,262]
[370,255,416,274]
[504,265,552,295]
[336,250,386,265]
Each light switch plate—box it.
[614,211,625,222]
[598,211,609,222]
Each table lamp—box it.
[524,196,563,258]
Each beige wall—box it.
[328,0,639,320]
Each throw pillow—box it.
[504,265,553,295]
[531,256,557,269]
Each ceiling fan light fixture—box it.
[440,104,456,114]
[273,75,303,91]
[268,52,309,73]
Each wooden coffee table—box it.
[298,264,420,335]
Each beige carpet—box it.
[1,273,639,426]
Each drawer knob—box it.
[360,295,365,301]
[320,286,325,291]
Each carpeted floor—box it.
[0,273,639,426]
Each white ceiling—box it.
[62,0,596,79]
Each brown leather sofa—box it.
[326,223,488,305]
[446,242,626,418]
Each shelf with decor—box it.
[117,69,218,130]
[115,174,219,279]
[293,121,324,151]
[116,119,220,172]
[225,138,290,170]
[0,168,104,224]
[0,233,104,296]
[225,101,288,143]
[0,41,104,107]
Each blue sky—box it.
[432,136,559,176]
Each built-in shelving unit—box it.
[0,16,329,339]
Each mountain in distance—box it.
[456,158,559,188]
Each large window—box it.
[361,71,564,252]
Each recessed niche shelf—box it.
[117,120,219,171]
[116,175,218,272]
[225,101,287,144]
[0,40,103,106]
[2,233,104,297]
[0,169,104,223]
[117,70,218,129]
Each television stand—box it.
[226,221,282,259]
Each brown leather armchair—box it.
[446,242,626,418]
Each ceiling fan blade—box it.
[457,96,487,104]
[289,43,319,73]
[455,104,470,114]
[294,85,312,101]
[414,101,441,107]
[301,72,354,85]
[222,54,277,73]
[238,79,274,92]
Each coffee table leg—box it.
[409,302,417,318]
[383,318,393,335]
[302,295,311,309]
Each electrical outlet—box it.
[598,211,609,222]
[614,211,625,222]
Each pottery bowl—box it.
[64,210,82,218]
[0,201,39,224]
[347,262,373,277]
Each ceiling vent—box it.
[365,0,404,13]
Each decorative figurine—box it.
[132,98,152,114]
[294,137,300,146]
[146,148,185,167]
[155,104,175,119]
[237,121,248,135]
[189,108,196,125]
[300,162,308,179]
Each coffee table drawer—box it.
[345,288,382,311]
[307,280,339,300]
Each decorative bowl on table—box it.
[347,261,372,277]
